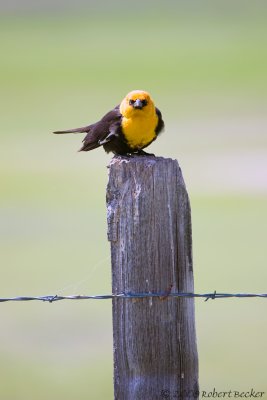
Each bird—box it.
[53,90,164,155]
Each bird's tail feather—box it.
[53,125,92,134]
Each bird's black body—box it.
[53,90,164,155]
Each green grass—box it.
[1,7,267,134]
[0,6,267,399]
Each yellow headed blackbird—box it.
[53,90,164,155]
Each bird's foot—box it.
[114,153,133,159]
[134,149,155,157]
[114,150,155,158]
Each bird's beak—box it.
[133,99,143,109]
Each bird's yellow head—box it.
[119,90,155,118]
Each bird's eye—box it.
[129,99,135,105]
[142,99,148,106]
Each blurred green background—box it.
[1,1,267,399]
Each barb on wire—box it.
[0,291,267,303]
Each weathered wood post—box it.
[106,156,198,400]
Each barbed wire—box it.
[0,291,267,303]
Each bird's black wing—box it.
[155,107,164,135]
[79,105,122,152]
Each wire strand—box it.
[0,291,267,303]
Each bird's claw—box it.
[135,150,155,157]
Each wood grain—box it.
[107,156,199,400]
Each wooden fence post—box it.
[106,156,199,400]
